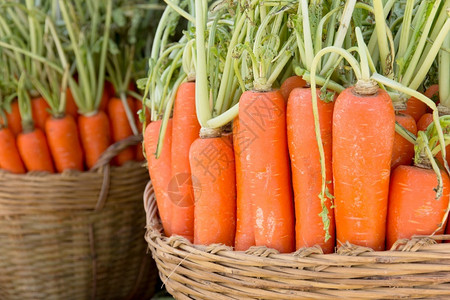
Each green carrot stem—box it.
[163,0,195,23]
[155,74,185,158]
[409,17,450,91]
[372,0,391,77]
[93,0,112,111]
[440,32,450,107]
[206,102,239,129]
[319,0,356,76]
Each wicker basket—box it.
[0,136,156,300]
[144,181,450,300]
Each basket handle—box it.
[90,134,143,211]
[143,181,164,234]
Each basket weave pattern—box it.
[0,136,156,300]
[144,182,450,300]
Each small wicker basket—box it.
[144,181,450,300]
[0,136,156,300]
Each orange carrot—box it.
[391,113,417,169]
[424,84,439,102]
[333,87,395,251]
[45,115,84,172]
[417,113,433,132]
[287,88,335,253]
[0,127,25,174]
[400,97,427,122]
[17,127,55,173]
[65,88,79,119]
[2,100,22,136]
[31,97,50,130]
[78,111,111,169]
[280,75,307,102]
[233,116,255,251]
[386,165,449,249]
[108,97,135,165]
[169,81,199,242]
[236,89,294,253]
[144,119,173,236]
[190,132,236,246]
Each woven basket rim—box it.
[144,181,450,299]
[144,180,450,261]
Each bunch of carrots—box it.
[0,0,161,174]
[142,0,450,254]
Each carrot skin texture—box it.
[237,89,295,253]
[400,97,427,122]
[233,116,255,251]
[17,128,55,173]
[78,111,111,169]
[386,166,450,249]
[144,120,173,237]
[45,115,84,172]
[287,88,335,253]
[417,113,433,132]
[169,82,199,242]
[190,136,236,246]
[280,76,307,102]
[2,101,22,136]
[0,128,26,174]
[108,97,135,166]
[391,113,417,169]
[31,97,50,130]
[333,87,395,251]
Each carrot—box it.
[233,116,255,251]
[400,96,427,122]
[31,97,50,130]
[417,113,434,132]
[424,84,440,110]
[17,127,55,173]
[169,81,199,242]
[78,111,111,169]
[144,119,173,237]
[108,97,135,165]
[65,88,79,119]
[280,75,307,102]
[386,165,450,249]
[333,87,395,251]
[190,130,236,246]
[287,88,335,253]
[391,113,417,169]
[45,114,84,172]
[237,89,294,253]
[3,100,22,136]
[0,127,26,174]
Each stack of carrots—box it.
[143,0,450,254]
[0,0,161,174]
